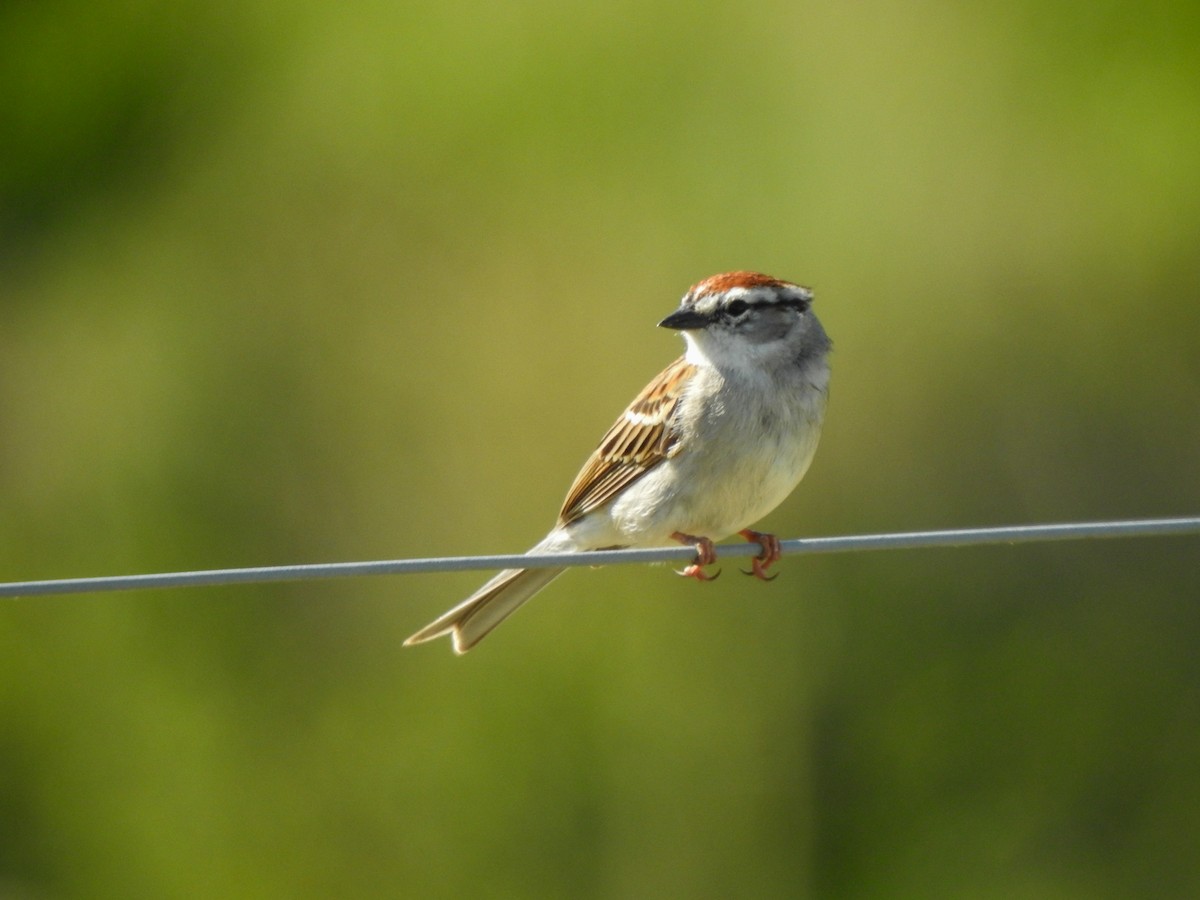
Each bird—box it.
[404,271,832,653]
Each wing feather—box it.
[557,357,694,526]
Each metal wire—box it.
[1,516,1197,599]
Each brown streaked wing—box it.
[557,356,694,527]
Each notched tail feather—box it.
[403,566,566,654]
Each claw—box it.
[740,561,779,581]
[677,564,721,581]
[671,531,719,582]
[739,529,782,581]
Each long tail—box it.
[403,565,566,654]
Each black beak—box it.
[658,308,710,330]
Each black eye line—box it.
[725,298,809,317]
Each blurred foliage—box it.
[1,0,1199,897]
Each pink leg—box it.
[738,529,782,581]
[671,531,720,581]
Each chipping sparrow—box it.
[404,271,832,653]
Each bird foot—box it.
[671,532,720,581]
[738,529,781,581]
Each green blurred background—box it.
[2,1,1199,896]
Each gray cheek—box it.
[745,312,794,345]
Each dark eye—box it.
[726,299,750,316]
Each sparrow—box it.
[404,271,832,653]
